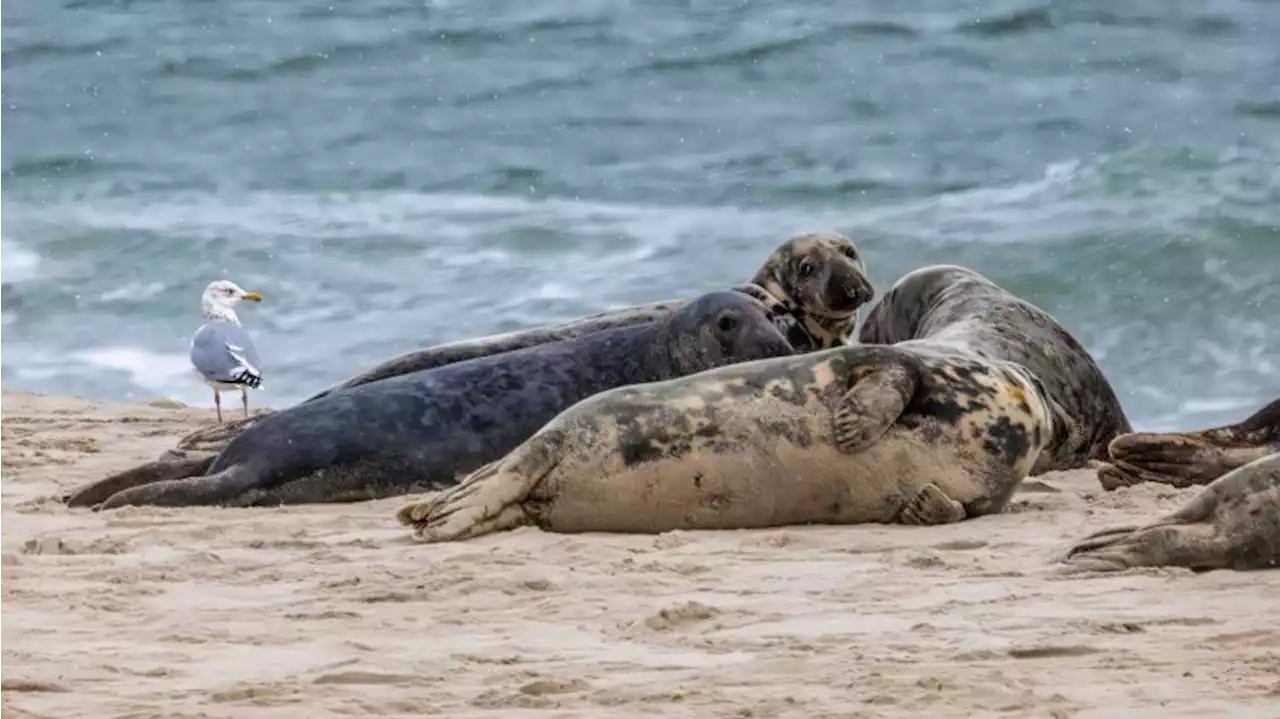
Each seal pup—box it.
[167,231,874,455]
[858,264,1130,474]
[1060,453,1280,573]
[66,291,795,509]
[190,280,264,422]
[396,342,1066,542]
[1096,399,1280,490]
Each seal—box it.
[395,342,1067,543]
[857,264,1131,475]
[65,291,796,509]
[162,231,874,457]
[1095,399,1280,490]
[1060,452,1280,573]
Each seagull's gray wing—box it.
[190,322,264,388]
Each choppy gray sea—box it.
[3,0,1278,430]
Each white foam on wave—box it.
[67,346,196,396]
[99,281,169,303]
[1,236,42,283]
[9,188,847,253]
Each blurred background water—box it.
[2,0,1277,430]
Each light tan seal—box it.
[395,342,1067,542]
[1061,452,1280,573]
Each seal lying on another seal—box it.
[858,264,1131,474]
[1060,453,1280,573]
[396,339,1068,542]
[1096,399,1280,490]
[169,231,874,456]
[65,291,795,509]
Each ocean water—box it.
[2,0,1277,431]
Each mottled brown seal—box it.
[858,264,1131,475]
[1061,452,1280,573]
[395,342,1067,542]
[1096,399,1280,490]
[170,230,874,457]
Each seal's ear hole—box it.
[717,313,739,333]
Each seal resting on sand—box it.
[65,291,795,509]
[1061,453,1280,573]
[163,231,874,457]
[1096,399,1280,490]
[396,341,1067,542]
[858,264,1130,474]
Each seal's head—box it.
[751,232,875,350]
[662,290,795,374]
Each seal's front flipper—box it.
[64,453,217,508]
[96,464,262,510]
[397,433,565,543]
[833,358,917,454]
[896,483,966,526]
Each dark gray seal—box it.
[1060,452,1280,573]
[396,342,1069,543]
[64,291,795,509]
[858,264,1132,475]
[169,231,873,456]
[1096,399,1280,490]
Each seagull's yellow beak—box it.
[241,292,263,302]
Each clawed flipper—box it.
[1060,522,1224,573]
[833,360,917,454]
[1095,455,1213,488]
[1104,424,1277,489]
[395,457,538,543]
[896,483,966,526]
[1060,526,1167,573]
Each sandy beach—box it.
[2,387,1278,719]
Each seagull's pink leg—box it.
[214,390,223,424]
[241,389,249,419]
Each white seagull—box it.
[190,280,264,423]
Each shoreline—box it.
[3,387,1278,718]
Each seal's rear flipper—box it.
[95,464,263,510]
[1059,523,1224,573]
[833,356,918,454]
[64,453,217,508]
[896,483,966,525]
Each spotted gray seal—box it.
[1061,452,1280,573]
[64,291,795,509]
[169,231,874,457]
[858,264,1131,475]
[396,341,1067,542]
[1096,399,1280,490]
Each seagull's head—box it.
[202,280,263,322]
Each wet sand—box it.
[2,388,1277,718]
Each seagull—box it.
[190,280,264,423]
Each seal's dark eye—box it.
[717,314,738,333]
[799,262,815,278]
